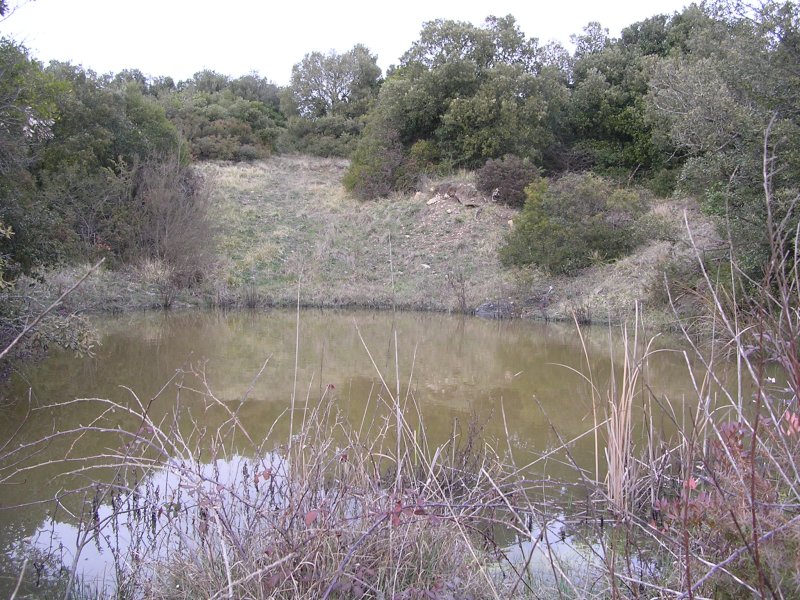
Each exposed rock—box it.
[434,182,486,207]
[426,196,440,205]
[474,300,515,319]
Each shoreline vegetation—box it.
[9,155,718,327]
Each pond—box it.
[0,309,718,596]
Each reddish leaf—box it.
[304,510,319,527]
[262,469,272,479]
[391,500,403,527]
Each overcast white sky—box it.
[3,0,692,85]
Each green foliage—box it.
[0,41,68,277]
[41,63,180,171]
[282,45,380,158]
[437,64,556,167]
[475,154,539,207]
[278,115,362,158]
[500,173,646,274]
[343,120,409,199]
[347,15,570,195]
[162,71,284,161]
[401,14,537,72]
[406,139,442,172]
[0,221,12,289]
[289,45,381,119]
[0,45,218,286]
[564,17,678,178]
[647,0,800,278]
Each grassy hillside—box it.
[23,155,718,325]
[202,155,718,323]
[202,156,520,312]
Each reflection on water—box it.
[0,309,713,594]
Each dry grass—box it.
[202,155,519,313]
[201,156,720,324]
[14,155,718,325]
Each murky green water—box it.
[0,309,718,594]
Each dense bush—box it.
[343,123,411,200]
[500,172,646,274]
[277,115,362,157]
[475,154,539,207]
[161,72,284,161]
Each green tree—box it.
[41,63,179,171]
[564,16,681,180]
[281,45,381,158]
[161,72,284,161]
[346,14,570,196]
[647,0,800,275]
[571,21,610,59]
[0,40,66,276]
[289,44,381,119]
[230,73,281,109]
[438,64,558,166]
[400,15,537,73]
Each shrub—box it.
[500,172,646,274]
[475,154,539,207]
[131,155,214,289]
[278,115,362,158]
[233,143,266,161]
[344,124,409,200]
[407,139,441,170]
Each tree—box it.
[188,69,230,94]
[571,22,610,60]
[0,40,65,276]
[400,18,493,71]
[346,14,564,195]
[564,15,686,179]
[289,45,381,119]
[437,64,556,167]
[647,0,800,275]
[229,73,280,110]
[160,72,284,161]
[400,15,537,74]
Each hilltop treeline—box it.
[1,0,798,290]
